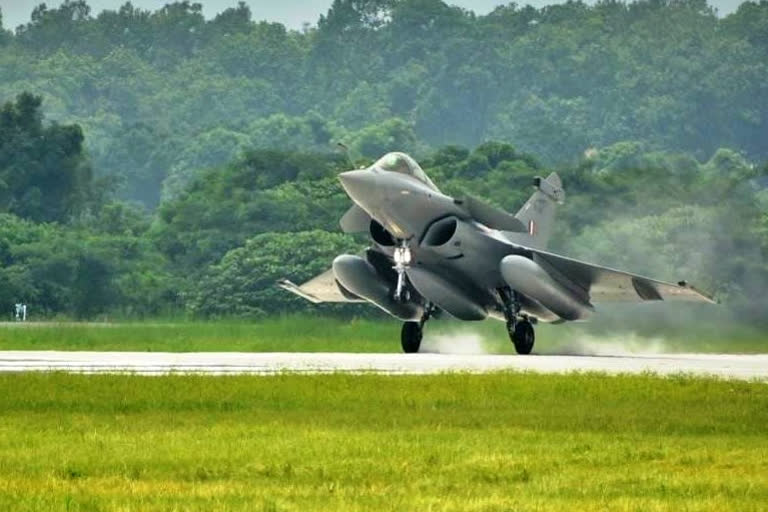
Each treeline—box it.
[0,0,767,208]
[0,92,766,321]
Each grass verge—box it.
[0,371,766,511]
[0,314,765,353]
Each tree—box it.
[147,1,205,62]
[0,6,10,44]
[92,2,153,55]
[0,211,178,317]
[93,121,177,207]
[15,1,93,52]
[4,0,768,174]
[0,93,99,222]
[0,0,766,322]
[152,150,350,270]
[162,127,251,200]
[348,118,423,158]
[205,1,252,39]
[247,113,333,152]
[188,230,361,317]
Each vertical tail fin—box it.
[508,172,564,249]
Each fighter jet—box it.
[279,152,714,354]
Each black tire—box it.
[511,321,535,355]
[401,322,423,353]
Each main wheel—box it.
[401,322,423,353]
[510,320,535,355]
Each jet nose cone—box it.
[339,169,376,202]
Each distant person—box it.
[22,304,27,322]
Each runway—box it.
[0,351,766,380]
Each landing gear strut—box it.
[499,288,535,355]
[393,240,412,302]
[401,303,436,353]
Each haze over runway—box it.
[0,0,748,32]
[1,350,767,379]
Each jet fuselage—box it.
[337,156,563,323]
[279,151,714,354]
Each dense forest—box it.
[0,0,766,321]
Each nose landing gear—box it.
[499,288,535,355]
[392,241,412,302]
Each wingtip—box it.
[277,279,323,303]
[677,280,718,304]
[546,172,562,188]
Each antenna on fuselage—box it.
[335,141,357,169]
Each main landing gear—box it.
[401,322,422,353]
[401,303,436,353]
[499,288,535,355]
[510,320,535,355]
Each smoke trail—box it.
[419,328,674,356]
[539,332,670,356]
[420,329,673,356]
[420,331,492,355]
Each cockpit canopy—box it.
[372,152,438,190]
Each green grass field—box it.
[0,372,766,511]
[0,313,766,354]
